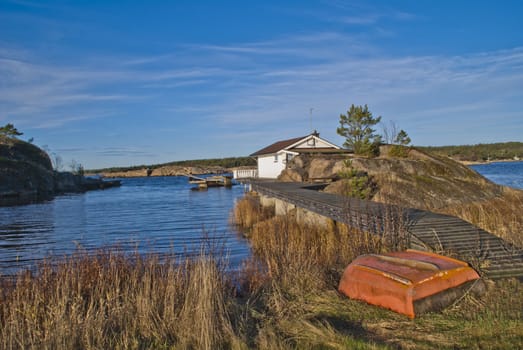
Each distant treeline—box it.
[89,156,256,173]
[421,142,523,162]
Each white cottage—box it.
[250,131,342,179]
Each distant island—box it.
[88,141,523,178]
[420,141,523,163]
[88,156,257,178]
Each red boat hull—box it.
[338,250,481,318]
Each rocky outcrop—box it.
[1,137,120,206]
[278,168,305,182]
[0,137,55,205]
[281,146,504,211]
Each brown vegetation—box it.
[230,193,275,231]
[232,194,523,349]
[1,193,522,349]
[0,248,236,350]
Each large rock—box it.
[308,157,345,180]
[0,158,55,205]
[0,137,52,170]
[286,148,504,211]
[278,168,304,182]
[1,137,118,206]
[0,138,55,205]
[54,172,85,193]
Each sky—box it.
[1,0,522,169]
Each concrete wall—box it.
[259,194,295,216]
[296,206,332,228]
[259,193,332,228]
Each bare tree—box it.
[42,145,64,171]
[381,120,399,145]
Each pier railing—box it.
[233,168,258,179]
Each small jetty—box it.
[248,181,523,280]
[188,175,233,190]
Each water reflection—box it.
[0,202,56,271]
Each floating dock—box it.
[188,175,233,190]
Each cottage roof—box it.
[250,132,342,157]
[250,136,306,157]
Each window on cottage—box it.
[274,154,278,162]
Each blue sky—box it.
[1,0,522,169]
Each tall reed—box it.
[231,192,274,231]
[235,196,385,292]
[0,247,237,350]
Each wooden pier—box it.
[249,181,523,280]
[188,175,233,189]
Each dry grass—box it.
[1,193,522,349]
[248,212,384,293]
[231,194,403,349]
[439,187,523,248]
[231,192,275,230]
[232,194,522,349]
[0,247,238,350]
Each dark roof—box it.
[294,148,350,154]
[250,136,307,156]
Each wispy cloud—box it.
[95,147,157,158]
[324,0,418,26]
[1,27,522,151]
[342,14,381,25]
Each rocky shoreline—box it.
[0,137,121,207]
[95,164,230,178]
[0,171,121,207]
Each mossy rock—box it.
[290,147,503,211]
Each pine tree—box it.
[337,104,381,156]
[394,129,411,146]
[0,123,23,138]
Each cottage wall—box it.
[257,153,286,178]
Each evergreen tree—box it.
[389,129,412,157]
[337,104,381,156]
[394,129,411,146]
[0,123,23,138]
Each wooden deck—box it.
[249,181,523,280]
[188,175,233,189]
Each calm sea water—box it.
[1,162,522,275]
[470,161,523,190]
[0,176,250,275]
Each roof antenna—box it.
[309,107,314,134]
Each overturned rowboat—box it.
[338,250,483,318]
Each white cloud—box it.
[1,29,522,148]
